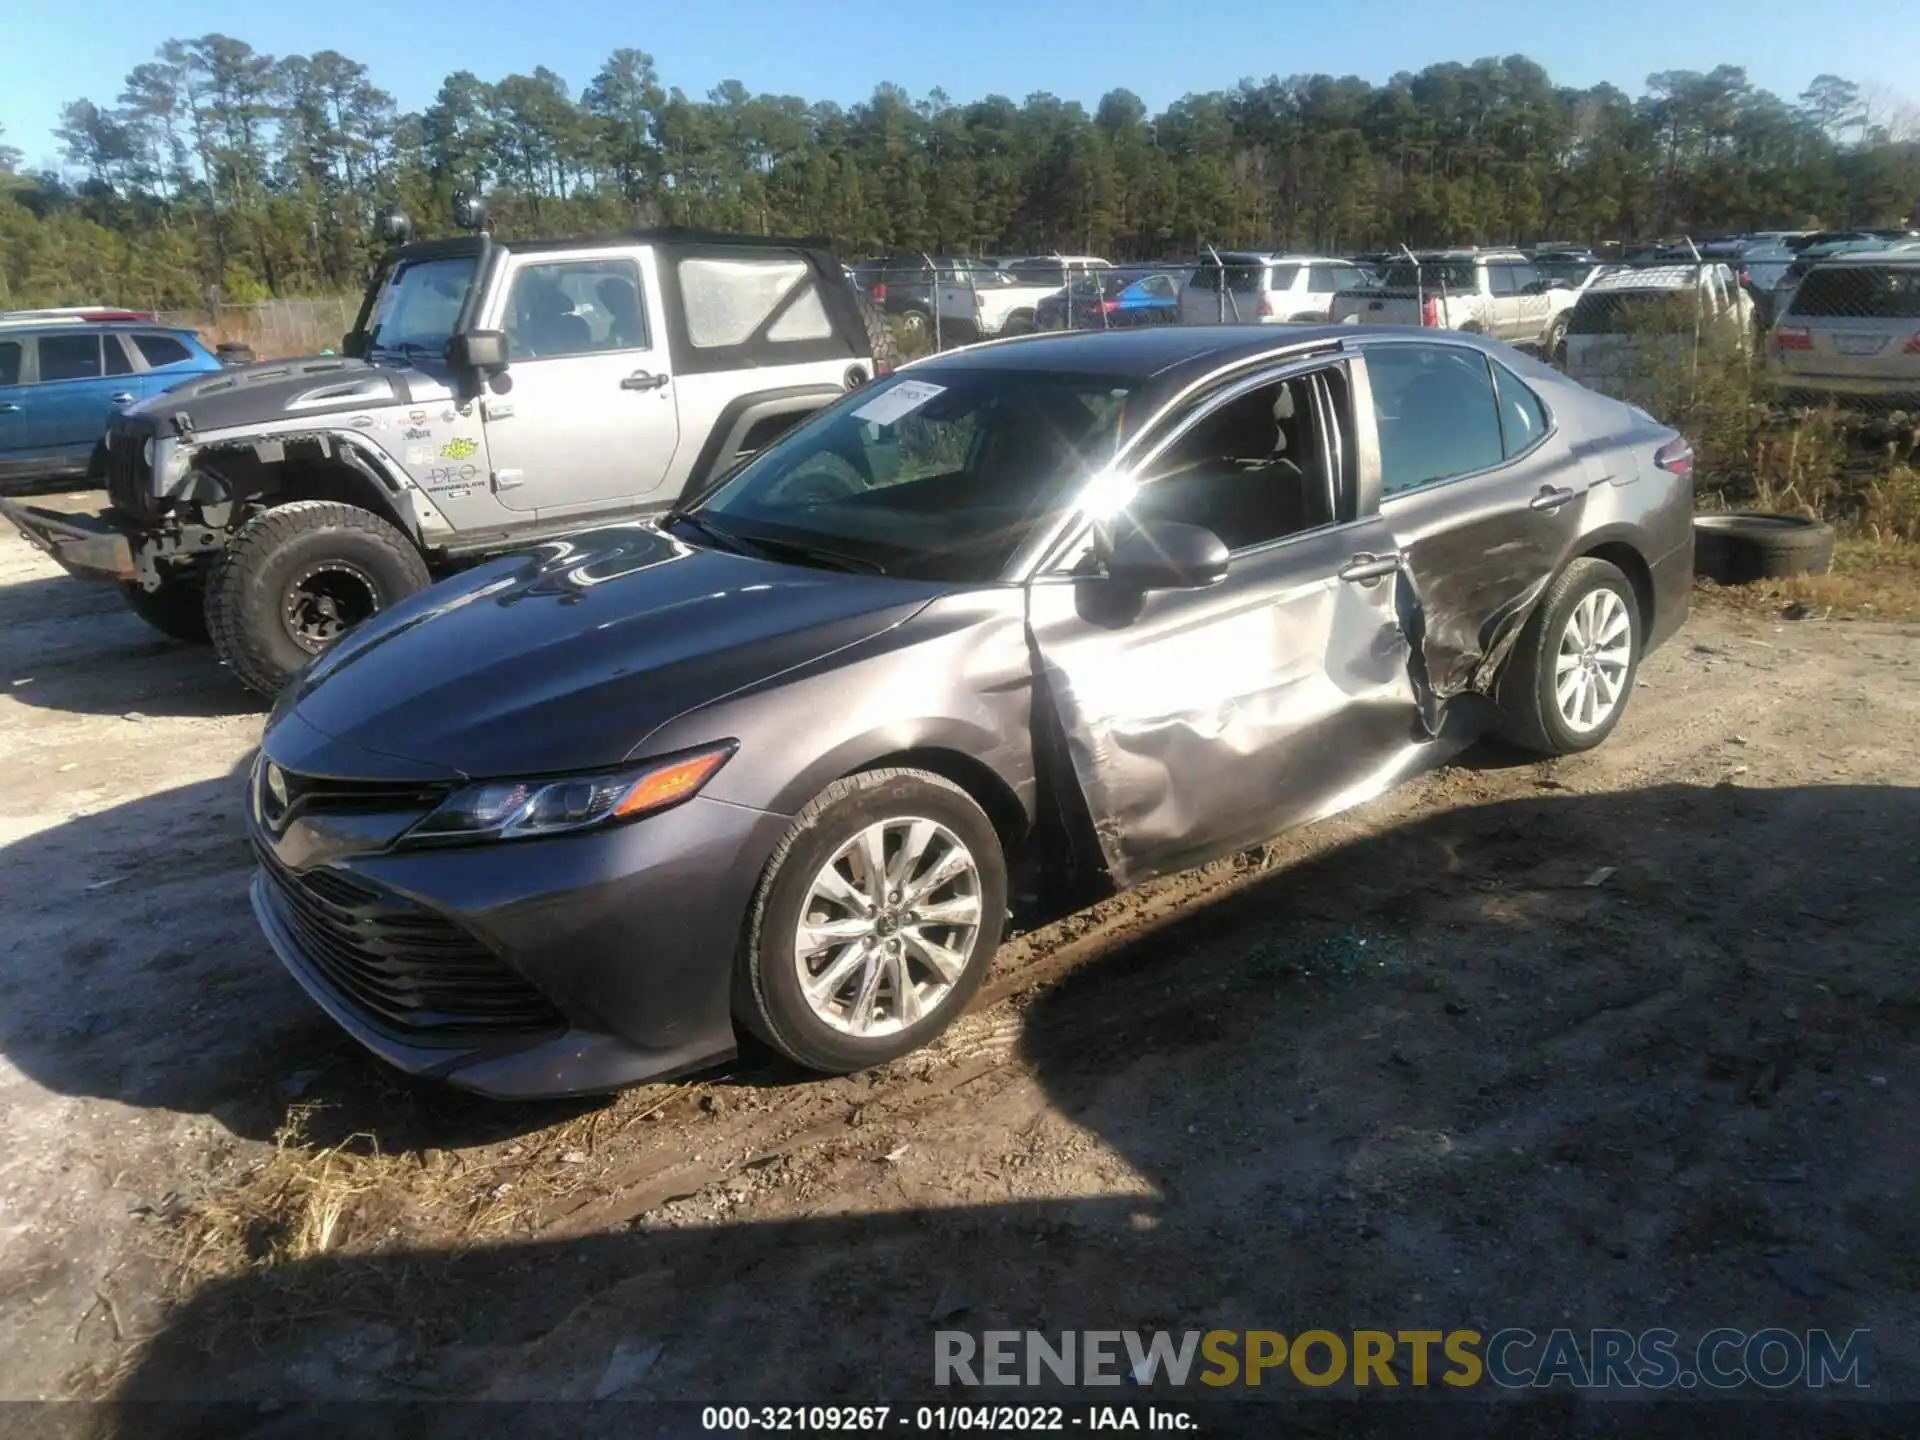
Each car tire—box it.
[856,294,899,375]
[1692,513,1835,584]
[1495,556,1642,756]
[120,573,210,644]
[206,500,430,696]
[897,307,932,350]
[738,767,1008,1074]
[1545,316,1569,365]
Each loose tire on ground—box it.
[737,767,1008,1074]
[120,573,209,644]
[1495,556,1643,756]
[1692,512,1835,584]
[856,294,899,376]
[205,500,430,696]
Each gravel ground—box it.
[0,502,1916,1419]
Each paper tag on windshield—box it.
[852,380,946,427]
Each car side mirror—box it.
[341,330,368,359]
[449,329,508,376]
[1105,520,1230,590]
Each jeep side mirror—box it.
[341,330,368,359]
[449,329,508,376]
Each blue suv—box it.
[0,312,221,492]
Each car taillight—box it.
[1904,332,1920,355]
[1421,295,1439,327]
[1653,437,1694,479]
[1255,293,1275,318]
[871,282,887,304]
[1100,299,1121,314]
[1771,326,1812,350]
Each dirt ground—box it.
[1,499,1917,1422]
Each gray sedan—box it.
[248,325,1695,1096]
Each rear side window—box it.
[1381,262,1479,293]
[1367,344,1506,497]
[1493,362,1551,458]
[106,337,134,376]
[38,333,102,382]
[134,333,194,368]
[1264,264,1301,293]
[0,341,19,386]
[679,256,816,347]
[1791,266,1920,319]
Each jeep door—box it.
[479,248,680,517]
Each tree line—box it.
[1,38,1917,311]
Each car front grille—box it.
[255,842,565,1040]
[103,421,157,521]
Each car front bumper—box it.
[0,501,134,582]
[250,790,793,1099]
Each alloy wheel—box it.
[792,816,984,1037]
[1555,586,1632,734]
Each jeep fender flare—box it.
[682,384,854,498]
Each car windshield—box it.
[1791,266,1920,319]
[681,369,1135,582]
[1569,290,1702,335]
[367,255,477,358]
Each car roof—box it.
[900,323,1520,409]
[1583,264,1717,294]
[0,317,192,335]
[1814,248,1920,267]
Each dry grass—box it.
[1697,537,1920,620]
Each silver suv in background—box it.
[1178,253,1370,324]
[1767,250,1920,405]
[1328,250,1582,355]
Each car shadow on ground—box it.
[95,782,1920,1433]
[0,753,600,1151]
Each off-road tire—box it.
[857,295,899,375]
[206,500,430,696]
[1495,556,1642,756]
[1692,513,1835,584]
[120,573,209,644]
[737,768,1007,1074]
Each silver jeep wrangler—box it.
[2,217,892,694]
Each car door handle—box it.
[110,392,136,405]
[0,403,20,414]
[621,371,669,392]
[1529,485,1578,512]
[1338,551,1401,583]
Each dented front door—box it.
[1027,518,1426,889]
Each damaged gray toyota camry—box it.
[247,325,1694,1097]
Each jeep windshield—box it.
[366,255,477,361]
[674,369,1134,583]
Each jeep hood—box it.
[275,524,945,778]
[126,355,450,436]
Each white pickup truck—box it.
[857,255,1109,346]
[1329,250,1582,356]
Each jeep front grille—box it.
[103,422,157,521]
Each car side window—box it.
[0,340,21,386]
[1122,372,1340,553]
[1509,262,1541,293]
[133,333,194,368]
[1266,264,1301,293]
[1146,275,1178,300]
[1308,264,1348,293]
[37,333,102,382]
[1488,263,1519,298]
[1491,361,1551,459]
[105,337,134,376]
[1367,344,1507,497]
[504,258,648,360]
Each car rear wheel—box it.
[1495,557,1641,755]
[738,768,1007,1073]
[120,572,209,644]
[206,500,430,696]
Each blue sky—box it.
[2,0,1909,167]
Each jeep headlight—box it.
[405,744,736,844]
[142,438,154,467]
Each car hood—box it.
[126,354,450,436]
[277,524,945,778]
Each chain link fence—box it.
[154,296,360,363]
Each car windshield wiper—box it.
[737,532,888,576]
[661,509,758,557]
[370,340,444,362]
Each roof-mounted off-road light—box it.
[377,205,412,245]
[452,190,488,232]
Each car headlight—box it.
[142,438,155,466]
[406,743,736,844]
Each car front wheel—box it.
[206,500,431,696]
[1495,556,1641,755]
[738,768,1007,1073]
